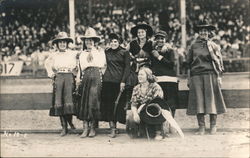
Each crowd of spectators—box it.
[0,0,249,74]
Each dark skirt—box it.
[76,67,102,121]
[51,73,76,116]
[100,82,127,124]
[158,82,179,110]
[187,73,227,115]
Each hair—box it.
[56,40,70,49]
[82,38,98,50]
[139,67,156,83]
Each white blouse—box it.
[44,50,78,77]
[78,47,106,73]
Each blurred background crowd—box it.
[0,0,249,76]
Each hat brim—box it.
[131,24,153,37]
[80,36,101,42]
[52,38,73,45]
[139,98,170,125]
[194,25,216,32]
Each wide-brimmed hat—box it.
[52,32,73,45]
[80,27,101,42]
[155,30,168,38]
[194,19,216,32]
[109,33,123,44]
[139,98,170,125]
[130,22,154,37]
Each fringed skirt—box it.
[53,73,76,116]
[76,67,102,121]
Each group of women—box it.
[45,19,226,140]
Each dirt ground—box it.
[1,131,249,157]
[1,109,249,157]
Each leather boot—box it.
[195,114,205,135]
[88,121,96,138]
[80,121,89,138]
[210,114,217,134]
[66,115,76,129]
[60,116,68,136]
[108,121,116,138]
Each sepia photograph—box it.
[0,0,249,157]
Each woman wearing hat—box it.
[127,22,154,72]
[44,32,78,136]
[186,19,226,135]
[76,27,106,138]
[125,22,154,111]
[100,33,131,138]
[151,30,179,117]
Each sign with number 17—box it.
[0,61,24,76]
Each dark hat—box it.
[79,27,101,42]
[155,30,168,38]
[109,33,124,44]
[194,19,216,32]
[131,22,154,37]
[139,98,170,125]
[52,32,73,45]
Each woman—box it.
[44,32,78,136]
[186,19,226,135]
[76,27,106,138]
[126,67,165,140]
[151,30,179,117]
[127,22,154,72]
[101,33,131,138]
[125,22,154,110]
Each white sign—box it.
[0,61,24,76]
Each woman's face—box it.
[199,28,209,40]
[85,38,94,49]
[155,36,166,47]
[137,29,147,39]
[58,40,67,51]
[110,39,119,49]
[138,69,148,84]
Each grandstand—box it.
[0,0,249,76]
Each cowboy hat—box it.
[139,98,170,125]
[80,27,101,42]
[109,33,124,44]
[52,32,73,45]
[131,22,154,37]
[194,19,216,32]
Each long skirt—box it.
[187,73,227,115]
[100,82,127,124]
[76,67,102,121]
[158,82,179,111]
[53,73,76,116]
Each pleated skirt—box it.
[187,73,227,115]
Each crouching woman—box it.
[126,67,165,140]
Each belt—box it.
[57,68,72,73]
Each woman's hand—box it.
[152,50,160,58]
[120,82,125,92]
[133,113,140,123]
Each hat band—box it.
[146,103,162,118]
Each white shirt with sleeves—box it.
[78,47,106,73]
